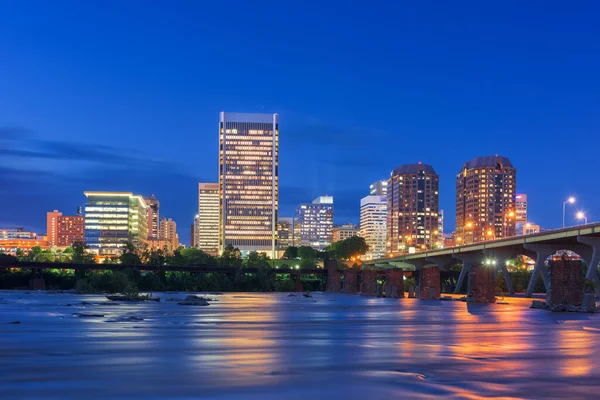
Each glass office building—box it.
[84,192,148,257]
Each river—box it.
[0,290,599,399]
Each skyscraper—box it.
[219,112,278,257]
[360,195,387,259]
[144,195,160,239]
[456,155,516,244]
[516,194,527,223]
[159,217,179,251]
[84,192,148,256]
[369,180,388,196]
[295,196,334,250]
[197,183,220,255]
[277,217,293,250]
[387,163,439,253]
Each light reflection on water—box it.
[0,291,598,399]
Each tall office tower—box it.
[295,196,334,250]
[47,210,85,247]
[277,217,293,250]
[159,217,179,250]
[516,194,527,223]
[84,192,148,256]
[360,195,387,259]
[456,155,516,244]
[369,180,388,196]
[387,163,439,253]
[332,223,359,242]
[437,210,444,247]
[144,195,160,239]
[219,112,278,257]
[197,183,220,255]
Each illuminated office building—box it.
[197,183,220,255]
[360,194,387,259]
[144,195,160,239]
[159,217,179,251]
[387,163,439,253]
[295,196,334,250]
[219,112,278,257]
[455,155,516,244]
[84,192,148,256]
[277,217,293,250]
[332,223,359,242]
[369,180,388,196]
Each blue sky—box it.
[1,0,599,244]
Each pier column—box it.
[385,269,404,298]
[294,275,304,292]
[577,237,600,297]
[484,249,518,294]
[342,270,359,294]
[468,264,496,304]
[524,244,557,297]
[418,267,441,300]
[547,257,584,307]
[452,253,482,294]
[326,260,341,293]
[360,269,378,296]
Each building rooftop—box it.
[462,155,514,170]
[392,163,436,175]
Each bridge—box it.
[358,222,600,300]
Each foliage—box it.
[326,236,369,260]
[220,244,242,267]
[297,246,317,261]
[404,277,417,288]
[283,246,298,260]
[72,242,96,264]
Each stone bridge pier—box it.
[293,274,304,292]
[342,270,359,294]
[29,268,46,291]
[326,260,341,293]
[360,269,379,296]
[453,254,496,303]
[385,269,404,298]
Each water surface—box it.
[0,291,598,399]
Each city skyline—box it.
[1,2,599,246]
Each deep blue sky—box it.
[1,1,599,245]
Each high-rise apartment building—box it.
[219,112,278,257]
[516,194,527,224]
[47,210,85,247]
[369,180,388,196]
[197,183,220,255]
[332,223,359,242]
[360,195,387,260]
[277,217,294,250]
[144,195,160,239]
[387,163,439,253]
[295,196,334,250]
[455,155,516,244]
[437,210,444,247]
[159,217,179,251]
[84,192,148,256]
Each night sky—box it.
[1,1,599,245]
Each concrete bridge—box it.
[355,223,600,302]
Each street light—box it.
[563,197,576,228]
[576,211,587,225]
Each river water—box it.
[0,290,599,399]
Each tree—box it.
[72,241,95,264]
[221,244,242,267]
[180,248,214,266]
[120,241,142,265]
[298,246,316,262]
[283,246,298,259]
[247,251,270,268]
[326,236,369,260]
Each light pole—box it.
[576,211,587,225]
[563,197,575,228]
